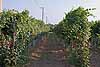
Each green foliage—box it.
[91,21,100,36]
[46,24,55,32]
[0,9,50,67]
[54,7,92,67]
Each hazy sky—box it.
[3,0,100,24]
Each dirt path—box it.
[26,60,69,67]
[25,33,100,67]
[25,33,71,67]
[90,48,100,67]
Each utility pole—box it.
[0,0,2,12]
[40,7,44,22]
[46,16,48,24]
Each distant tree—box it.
[90,21,100,48]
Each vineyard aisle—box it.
[25,33,71,67]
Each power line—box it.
[32,0,40,8]
[32,0,45,8]
[32,0,46,23]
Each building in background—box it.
[0,0,2,12]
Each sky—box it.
[2,0,100,24]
